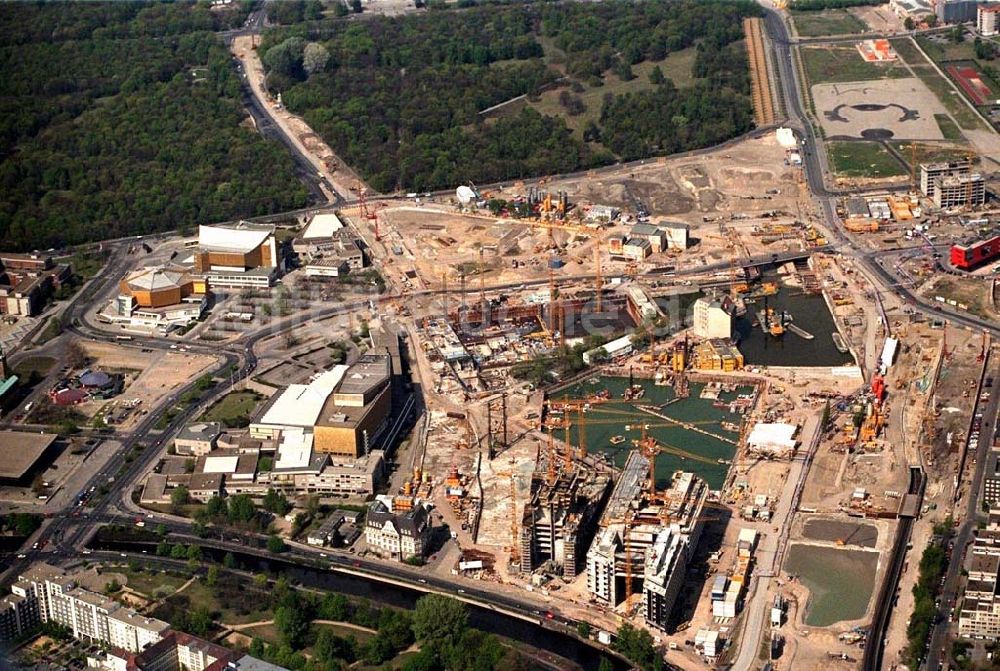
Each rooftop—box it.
[124,266,188,292]
[177,422,223,443]
[257,365,349,428]
[0,432,57,480]
[302,214,345,239]
[199,222,274,254]
[336,356,390,398]
[275,428,315,470]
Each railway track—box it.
[744,17,777,127]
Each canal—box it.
[90,538,630,671]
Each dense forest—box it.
[0,1,309,252]
[261,0,761,193]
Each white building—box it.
[250,366,348,438]
[661,222,690,250]
[693,295,734,340]
[364,499,431,560]
[746,422,798,457]
[980,3,1000,34]
[0,563,168,652]
[582,334,633,365]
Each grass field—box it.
[890,140,971,165]
[891,37,990,130]
[200,390,263,427]
[518,47,700,144]
[791,9,867,37]
[933,113,965,140]
[916,35,977,63]
[827,141,906,178]
[801,45,910,84]
[909,64,987,130]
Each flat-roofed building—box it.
[693,295,734,340]
[920,159,971,198]
[934,173,986,209]
[250,365,349,439]
[194,222,278,273]
[174,422,223,457]
[0,431,58,485]
[314,356,392,457]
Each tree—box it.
[351,0,363,13]
[155,523,168,537]
[170,544,188,559]
[949,25,964,43]
[274,604,310,648]
[263,488,292,516]
[924,13,937,27]
[364,635,396,664]
[613,623,659,670]
[249,636,265,657]
[66,340,88,369]
[577,621,591,639]
[205,564,219,587]
[223,552,236,569]
[227,494,257,525]
[649,65,665,85]
[303,42,330,75]
[170,486,190,508]
[904,16,915,30]
[156,540,171,556]
[822,399,831,429]
[253,573,269,589]
[413,594,468,649]
[205,495,227,518]
[104,580,121,594]
[187,544,202,562]
[267,534,287,553]
[598,658,614,671]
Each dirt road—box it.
[231,35,372,201]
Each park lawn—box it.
[121,568,190,598]
[791,9,867,37]
[200,390,262,427]
[933,113,966,141]
[314,621,376,643]
[827,141,906,178]
[526,47,700,142]
[801,45,910,84]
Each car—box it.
[353,561,361,567]
[82,550,91,555]
[16,554,26,559]
[120,553,127,558]
[457,589,465,594]
[32,542,39,550]
[319,553,328,558]
[419,579,427,583]
[544,611,554,620]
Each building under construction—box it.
[517,461,612,577]
[586,450,709,630]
